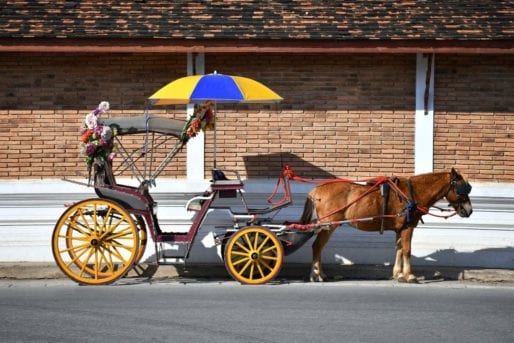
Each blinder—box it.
[452,179,472,196]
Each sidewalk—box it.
[1,262,513,284]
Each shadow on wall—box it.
[243,152,337,179]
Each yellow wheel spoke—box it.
[261,245,278,255]
[107,241,135,253]
[79,248,95,278]
[59,242,90,255]
[65,219,91,237]
[65,245,90,268]
[103,245,128,265]
[261,255,278,261]
[256,261,265,278]
[238,259,252,275]
[93,203,98,235]
[258,258,274,272]
[235,241,251,253]
[249,262,255,280]
[256,236,270,252]
[94,248,100,280]
[230,250,249,257]
[243,233,253,251]
[77,208,93,233]
[98,247,114,274]
[231,256,250,266]
[100,221,129,240]
[104,227,133,241]
[99,207,113,236]
[253,232,259,250]
[59,234,90,242]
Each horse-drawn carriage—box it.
[52,74,473,285]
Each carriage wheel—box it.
[224,227,283,285]
[52,199,139,285]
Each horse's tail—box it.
[300,193,315,224]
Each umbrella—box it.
[148,72,283,169]
[148,72,283,105]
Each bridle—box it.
[446,173,472,209]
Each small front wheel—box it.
[224,227,283,285]
[52,199,139,285]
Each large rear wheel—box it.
[224,227,283,285]
[52,199,139,285]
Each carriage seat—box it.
[211,168,243,188]
[210,168,243,199]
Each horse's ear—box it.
[451,167,457,176]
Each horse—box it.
[300,168,473,283]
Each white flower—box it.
[98,101,110,114]
[85,112,98,129]
[101,126,112,141]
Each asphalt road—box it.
[0,279,513,343]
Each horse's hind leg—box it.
[310,226,336,282]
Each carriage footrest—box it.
[157,257,186,265]
[156,241,189,265]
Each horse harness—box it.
[379,177,418,234]
[380,173,472,234]
[280,166,470,233]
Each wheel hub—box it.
[251,252,259,260]
[90,238,100,247]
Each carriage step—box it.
[156,241,189,265]
[157,257,186,265]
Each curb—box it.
[1,262,514,283]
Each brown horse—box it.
[300,168,473,283]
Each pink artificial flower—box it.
[93,125,103,137]
[85,142,97,156]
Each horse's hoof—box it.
[398,275,419,284]
[309,274,325,282]
[407,276,419,284]
[392,273,403,281]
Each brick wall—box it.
[206,53,416,179]
[0,53,188,179]
[1,52,512,183]
[435,55,514,182]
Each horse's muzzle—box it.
[459,203,473,217]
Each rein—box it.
[273,165,459,231]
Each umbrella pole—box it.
[213,102,217,169]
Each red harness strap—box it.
[271,165,457,231]
[315,176,391,221]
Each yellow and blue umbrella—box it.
[148,72,283,105]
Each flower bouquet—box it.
[80,101,117,169]
[180,101,215,143]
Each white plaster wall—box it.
[1,179,513,269]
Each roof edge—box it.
[0,38,513,54]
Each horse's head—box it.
[445,168,473,217]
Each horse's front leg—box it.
[392,231,403,280]
[310,227,336,282]
[399,227,418,283]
